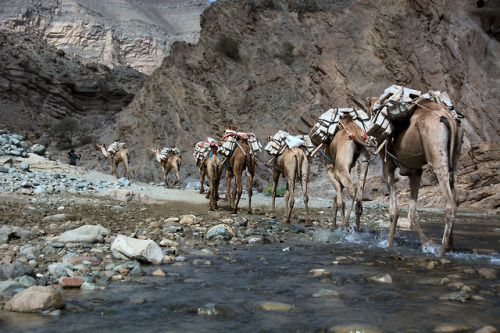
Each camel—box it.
[368,97,464,256]
[151,148,182,188]
[268,145,311,225]
[324,115,370,230]
[97,143,130,179]
[196,158,207,195]
[204,145,224,210]
[224,138,255,214]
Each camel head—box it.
[225,125,238,131]
[340,115,369,146]
[96,143,105,150]
[366,97,381,118]
[151,147,161,154]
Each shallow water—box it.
[1,209,499,333]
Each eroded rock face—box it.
[0,0,211,75]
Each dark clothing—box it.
[68,152,80,165]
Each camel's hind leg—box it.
[408,171,433,251]
[231,172,243,214]
[270,170,280,218]
[225,169,234,208]
[283,178,295,224]
[301,157,311,226]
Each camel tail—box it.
[439,113,458,171]
[293,154,301,180]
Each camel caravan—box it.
[96,84,464,256]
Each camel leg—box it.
[199,166,206,194]
[384,162,399,248]
[335,168,355,228]
[433,164,458,256]
[301,159,311,226]
[166,165,172,188]
[225,169,233,208]
[162,165,168,187]
[174,166,181,188]
[285,177,295,224]
[283,181,291,224]
[354,156,369,231]
[270,170,279,218]
[232,172,243,214]
[326,166,341,229]
[408,171,433,251]
[246,167,253,214]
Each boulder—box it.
[3,286,64,312]
[0,261,33,280]
[56,224,110,243]
[111,235,163,265]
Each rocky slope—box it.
[0,31,148,144]
[108,0,499,210]
[0,0,211,74]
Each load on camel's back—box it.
[309,108,372,230]
[193,138,222,210]
[264,130,313,225]
[217,126,261,214]
[366,85,464,257]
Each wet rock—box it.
[205,224,235,241]
[368,274,393,284]
[478,268,497,279]
[246,235,271,244]
[312,289,343,297]
[4,286,64,312]
[18,275,37,287]
[475,326,499,333]
[58,277,84,288]
[433,323,473,332]
[111,235,163,264]
[254,301,295,311]
[439,290,470,302]
[309,269,332,278]
[0,261,33,280]
[327,323,383,333]
[198,303,225,316]
[56,224,110,243]
[152,269,166,277]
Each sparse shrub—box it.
[263,184,286,197]
[216,35,240,60]
[50,117,80,148]
[280,41,295,65]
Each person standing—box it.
[68,149,81,166]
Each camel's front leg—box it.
[408,171,433,251]
[354,153,369,231]
[302,174,311,226]
[326,166,341,229]
[174,167,181,188]
[335,168,355,228]
[165,165,172,188]
[383,163,399,248]
[225,169,233,208]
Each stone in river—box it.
[4,286,64,312]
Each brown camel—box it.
[204,145,223,210]
[224,138,255,214]
[269,146,311,225]
[97,143,130,179]
[151,148,182,188]
[196,158,207,195]
[368,98,464,256]
[324,115,370,230]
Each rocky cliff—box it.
[0,30,147,142]
[0,0,210,74]
[112,0,499,210]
